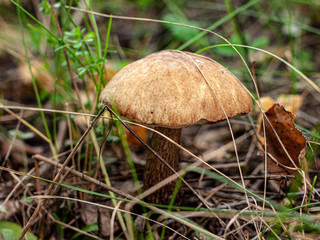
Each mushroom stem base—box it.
[143,127,182,204]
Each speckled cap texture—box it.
[100,50,253,127]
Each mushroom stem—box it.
[143,126,181,204]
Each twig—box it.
[18,106,107,240]
[104,106,210,209]
[28,155,222,239]
[49,0,86,114]
[47,212,103,240]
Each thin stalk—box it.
[285,0,297,94]
[86,0,102,59]
[115,121,142,193]
[178,0,261,50]
[17,106,107,240]
[49,0,86,114]
[90,129,130,239]
[106,106,213,209]
[112,109,153,237]
[306,176,317,212]
[196,44,320,93]
[160,172,185,239]
[52,41,64,152]
[305,123,320,165]
[223,0,248,59]
[243,7,320,35]
[97,17,112,100]
[17,1,55,158]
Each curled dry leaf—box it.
[258,104,307,178]
[258,94,303,116]
[277,94,303,116]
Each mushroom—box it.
[100,50,253,204]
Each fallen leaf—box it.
[257,94,303,117]
[258,104,307,178]
[125,125,148,147]
[81,204,118,237]
[256,96,276,131]
[259,96,276,111]
[0,201,21,220]
[277,94,303,116]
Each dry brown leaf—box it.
[259,96,276,111]
[257,94,303,117]
[277,94,303,116]
[81,204,118,237]
[258,104,307,177]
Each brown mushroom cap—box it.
[100,50,253,127]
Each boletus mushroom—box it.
[100,50,253,204]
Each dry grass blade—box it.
[29,195,193,240]
[0,103,57,160]
[25,155,221,239]
[17,106,107,240]
[2,2,319,238]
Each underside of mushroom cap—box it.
[100,50,253,127]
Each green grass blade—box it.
[196,44,320,93]
[97,17,112,101]
[16,1,55,155]
[178,0,261,51]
